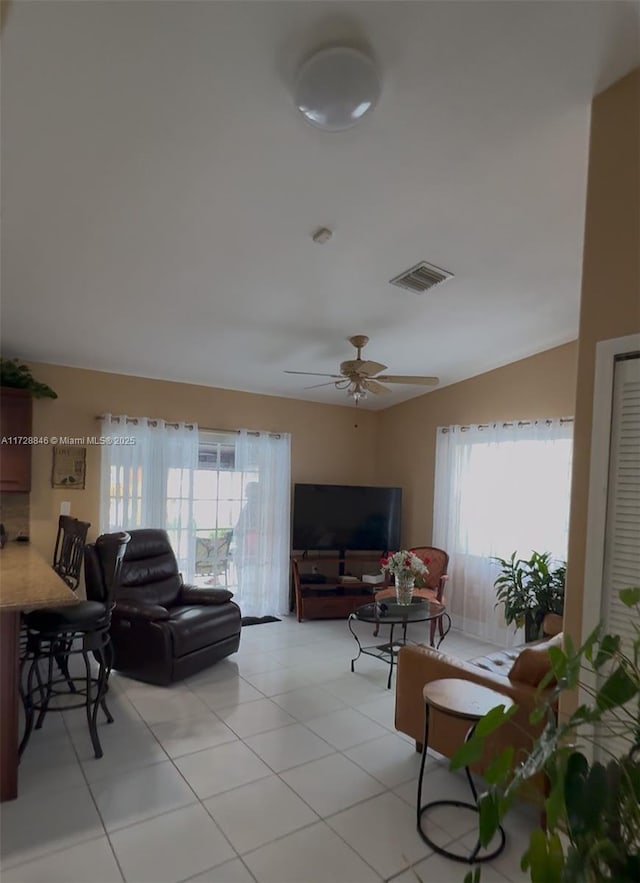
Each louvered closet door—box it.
[598,354,640,756]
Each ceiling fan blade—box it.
[284,370,342,378]
[375,375,440,386]
[304,381,340,390]
[363,379,391,395]
[356,360,387,376]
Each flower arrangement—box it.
[380,550,429,582]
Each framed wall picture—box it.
[51,445,86,490]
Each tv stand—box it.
[291,550,389,622]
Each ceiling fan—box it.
[284,335,439,404]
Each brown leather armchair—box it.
[85,529,241,685]
[394,632,562,799]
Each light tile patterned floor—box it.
[1,618,535,883]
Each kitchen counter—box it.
[0,542,78,801]
[0,542,79,611]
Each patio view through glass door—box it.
[103,421,291,615]
[166,433,257,591]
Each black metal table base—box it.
[348,609,451,689]
[417,799,506,864]
[416,710,507,864]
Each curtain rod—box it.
[94,415,281,438]
[440,417,574,434]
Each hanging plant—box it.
[0,358,57,399]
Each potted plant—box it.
[451,587,640,883]
[0,358,57,398]
[493,551,565,642]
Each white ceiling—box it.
[2,1,639,410]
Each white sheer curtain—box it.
[433,419,573,647]
[233,429,291,618]
[99,415,199,579]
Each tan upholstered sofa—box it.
[395,629,563,797]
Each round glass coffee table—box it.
[348,598,451,689]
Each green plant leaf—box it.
[619,587,640,608]
[596,665,638,711]
[583,762,608,833]
[594,633,621,669]
[477,586,639,883]
[564,751,589,836]
[477,791,500,848]
[516,719,560,781]
[474,704,517,738]
[450,735,485,770]
[564,633,576,659]
[546,646,569,683]
[451,705,517,771]
[483,746,514,786]
[543,773,565,831]
[0,358,58,398]
[522,829,564,883]
[582,623,603,663]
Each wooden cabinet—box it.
[0,389,33,493]
[291,552,388,622]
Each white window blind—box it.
[601,355,640,648]
[598,354,640,757]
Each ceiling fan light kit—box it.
[295,47,381,132]
[284,335,439,406]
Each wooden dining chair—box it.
[53,515,91,589]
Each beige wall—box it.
[564,69,640,645]
[375,341,578,546]
[23,342,578,563]
[25,362,379,559]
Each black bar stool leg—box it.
[94,640,113,725]
[82,649,103,759]
[55,638,76,693]
[19,656,38,758]
[35,650,55,730]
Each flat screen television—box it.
[292,484,402,552]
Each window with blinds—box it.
[598,353,640,755]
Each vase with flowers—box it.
[380,550,429,605]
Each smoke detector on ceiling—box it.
[312,227,333,244]
[389,261,454,294]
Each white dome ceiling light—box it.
[294,46,381,132]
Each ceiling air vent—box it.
[389,260,454,294]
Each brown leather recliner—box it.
[85,529,241,685]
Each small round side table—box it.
[416,678,514,864]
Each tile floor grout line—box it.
[4,663,119,874]
[62,672,216,875]
[199,782,323,862]
[4,619,512,883]
[177,852,260,883]
[0,831,110,874]
[61,694,127,883]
